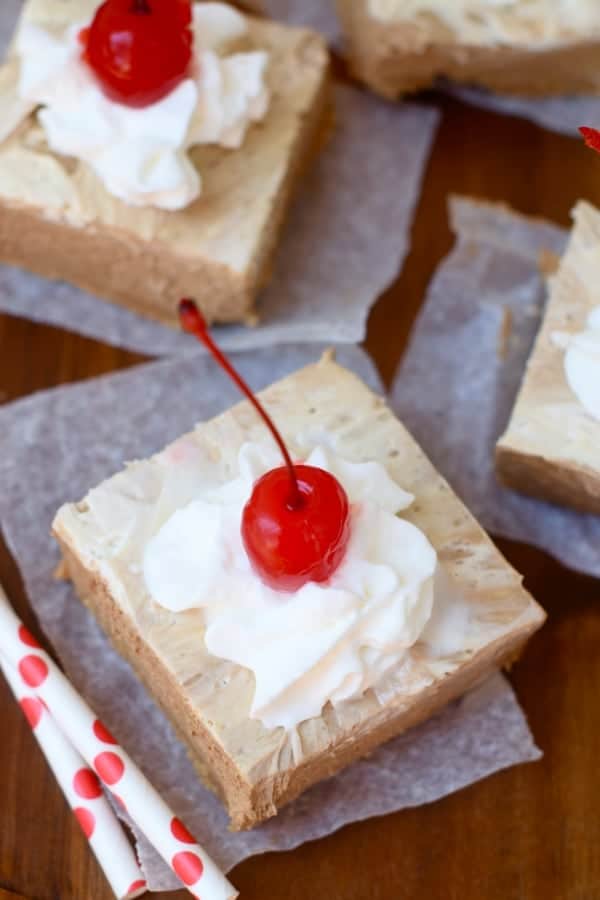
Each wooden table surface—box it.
[2,94,600,900]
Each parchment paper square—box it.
[392,196,600,580]
[0,342,540,890]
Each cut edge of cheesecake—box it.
[52,354,545,830]
[496,200,600,515]
[0,3,330,327]
[335,0,600,99]
[495,445,600,514]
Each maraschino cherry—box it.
[179,299,351,593]
[81,0,193,108]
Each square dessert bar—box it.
[497,202,600,514]
[53,355,545,830]
[0,0,329,327]
[335,0,600,99]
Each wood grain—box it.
[2,95,600,900]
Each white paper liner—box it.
[0,343,540,891]
[392,196,600,580]
[0,4,439,354]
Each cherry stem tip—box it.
[580,126,600,153]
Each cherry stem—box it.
[178,299,302,510]
[580,126,600,154]
[131,0,152,13]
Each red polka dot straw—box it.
[171,817,198,844]
[93,719,118,745]
[0,653,145,899]
[18,654,49,688]
[19,696,44,729]
[74,807,97,840]
[18,625,41,648]
[0,582,238,900]
[173,851,205,886]
[74,768,104,800]
[94,751,126,786]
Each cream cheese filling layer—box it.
[368,0,600,46]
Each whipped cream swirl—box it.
[14,3,269,210]
[143,443,438,731]
[560,307,600,422]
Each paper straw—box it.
[0,654,147,900]
[0,584,237,900]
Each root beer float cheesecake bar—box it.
[336,0,600,100]
[53,302,545,830]
[497,201,600,514]
[0,0,329,326]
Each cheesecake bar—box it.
[336,0,600,99]
[53,355,545,830]
[497,202,600,514]
[0,0,329,327]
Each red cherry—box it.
[241,465,350,592]
[179,299,352,593]
[82,0,193,109]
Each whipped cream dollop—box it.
[143,443,438,731]
[14,3,269,210]
[368,0,600,44]
[559,307,600,422]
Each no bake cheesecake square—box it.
[496,202,600,514]
[336,0,600,100]
[53,355,545,829]
[0,0,329,327]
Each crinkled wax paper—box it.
[0,3,438,354]
[392,196,600,580]
[0,343,539,890]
